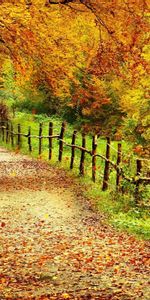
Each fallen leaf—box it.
[62,293,70,299]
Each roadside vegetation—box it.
[1,111,149,240]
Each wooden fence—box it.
[0,120,150,198]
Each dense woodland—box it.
[0,0,150,154]
[0,4,150,297]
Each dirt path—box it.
[0,147,149,300]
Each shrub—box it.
[0,102,9,120]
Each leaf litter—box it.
[0,147,149,300]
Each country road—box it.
[0,147,149,300]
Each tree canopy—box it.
[0,0,150,147]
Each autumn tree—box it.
[0,0,99,95]
[0,0,150,139]
[1,0,149,86]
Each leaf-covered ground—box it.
[0,147,149,300]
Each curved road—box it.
[0,147,149,300]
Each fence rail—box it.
[0,120,150,199]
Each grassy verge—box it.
[1,112,150,240]
[85,186,150,240]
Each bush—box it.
[0,102,9,120]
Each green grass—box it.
[86,187,150,240]
[6,111,135,182]
[1,111,150,240]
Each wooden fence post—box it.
[135,159,142,201]
[92,135,97,182]
[28,126,32,152]
[2,121,5,142]
[116,143,122,189]
[79,133,86,176]
[49,122,53,160]
[17,124,21,149]
[0,120,1,140]
[11,123,14,147]
[102,137,111,191]
[58,121,66,162]
[70,130,77,170]
[39,123,42,155]
[6,121,9,144]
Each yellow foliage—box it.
[0,1,99,96]
[0,0,149,102]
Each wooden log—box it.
[48,122,53,160]
[79,133,86,176]
[11,123,14,147]
[39,123,42,155]
[92,135,97,182]
[62,140,91,155]
[17,124,21,148]
[116,143,122,189]
[28,126,32,152]
[102,137,111,191]
[135,159,142,201]
[70,130,77,169]
[58,121,66,162]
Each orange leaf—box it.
[1,222,6,227]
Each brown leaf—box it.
[1,222,6,227]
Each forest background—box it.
[0,0,150,155]
[0,0,150,239]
